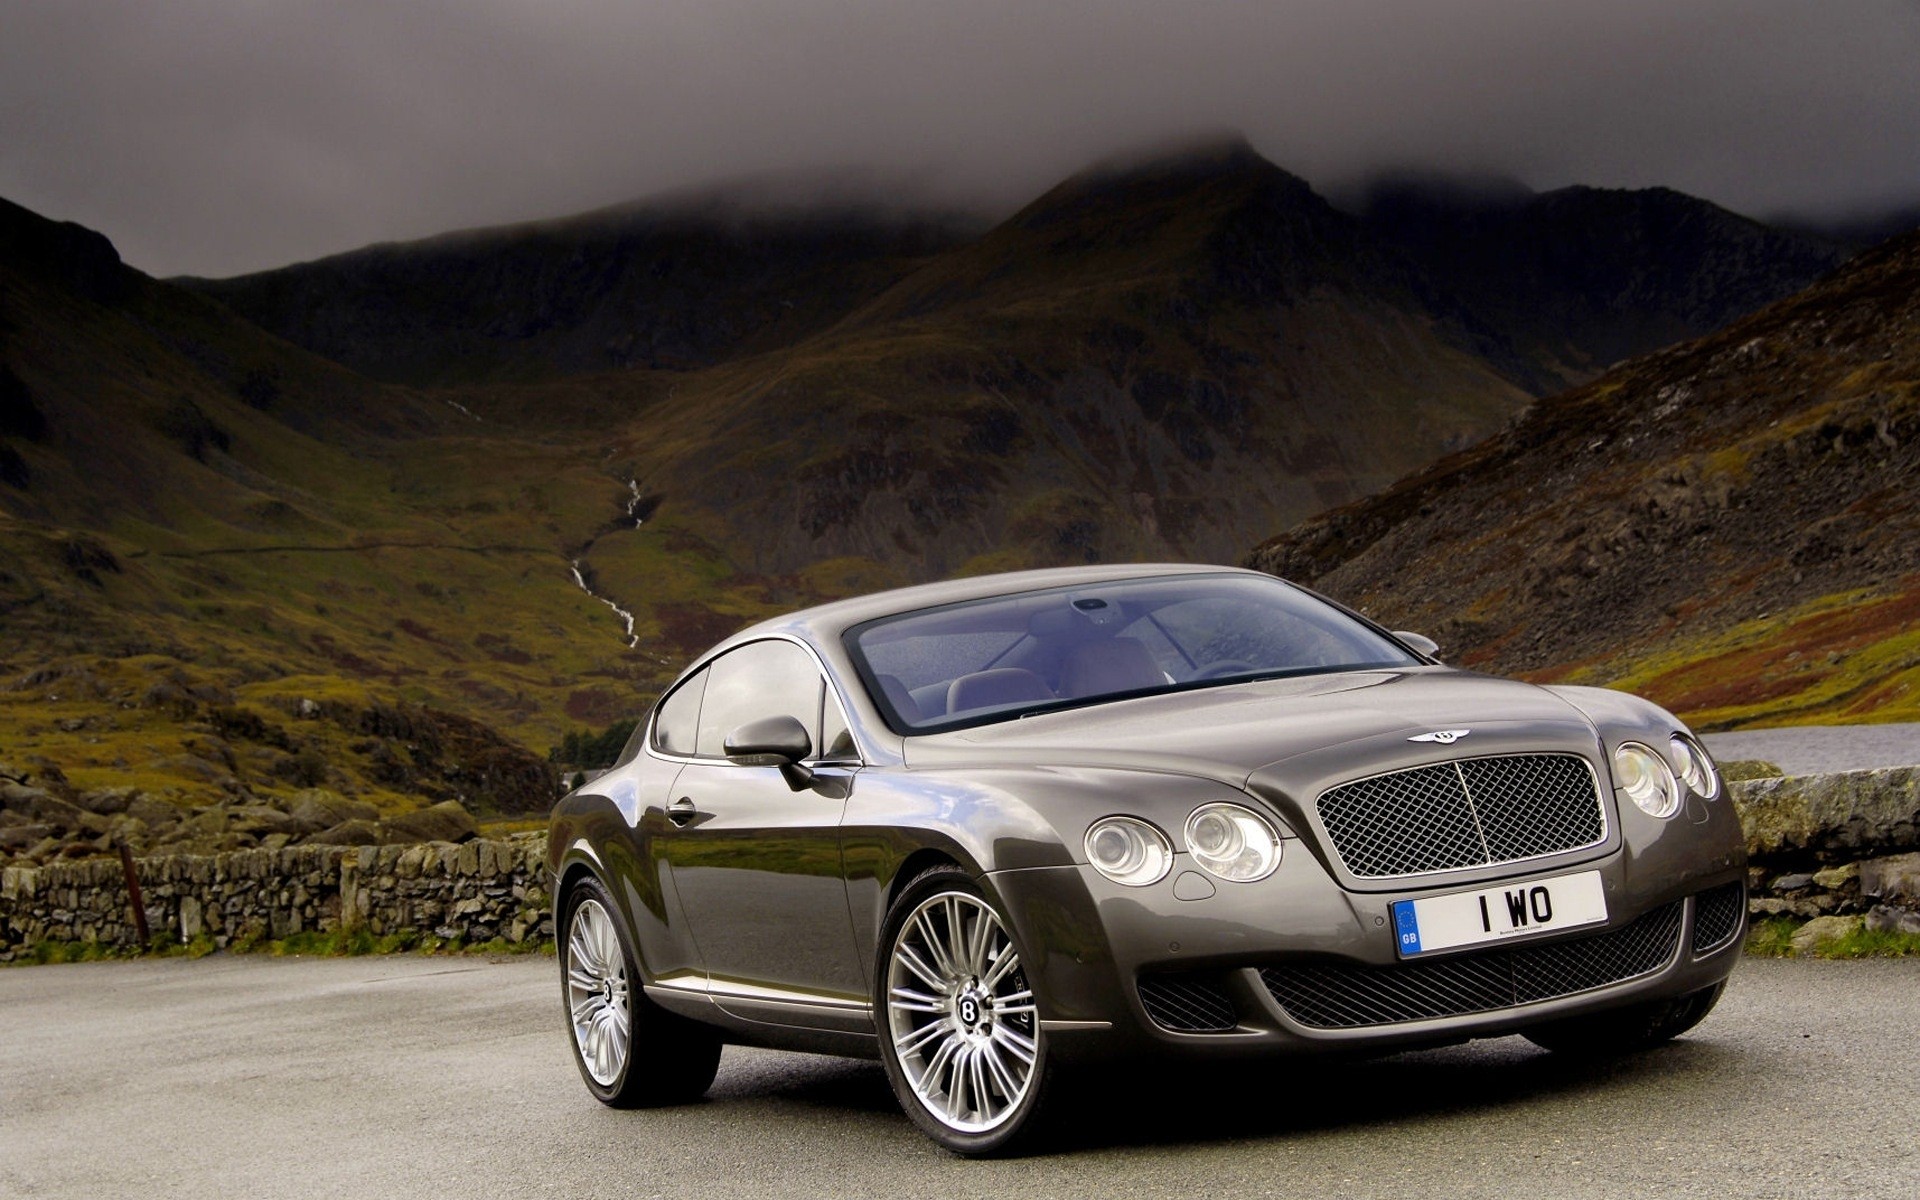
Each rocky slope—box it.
[1246,229,1920,729]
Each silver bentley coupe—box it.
[547,564,1745,1154]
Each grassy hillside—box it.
[1247,229,1920,728]
[0,198,740,837]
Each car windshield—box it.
[846,573,1422,733]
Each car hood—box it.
[902,667,1604,794]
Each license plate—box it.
[1391,870,1607,957]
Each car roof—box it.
[720,562,1261,651]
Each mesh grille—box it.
[1459,756,1606,864]
[1259,901,1683,1029]
[1316,753,1605,878]
[1138,975,1237,1032]
[1690,881,1746,954]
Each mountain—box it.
[596,141,1535,577]
[179,195,976,386]
[1772,204,1920,254]
[1245,228,1920,729]
[1353,174,1849,393]
[187,141,1853,579]
[0,140,1877,861]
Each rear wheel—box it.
[1523,982,1725,1056]
[876,867,1055,1156]
[562,875,721,1107]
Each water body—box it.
[568,558,638,649]
[1703,723,1920,774]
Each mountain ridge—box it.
[183,142,1848,402]
[178,194,979,386]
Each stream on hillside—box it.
[565,478,650,650]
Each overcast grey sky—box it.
[3,0,1917,277]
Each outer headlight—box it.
[1670,733,1720,800]
[1614,741,1679,818]
[1184,803,1282,882]
[1085,816,1173,886]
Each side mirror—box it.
[1393,631,1440,660]
[724,715,815,790]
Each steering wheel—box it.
[1193,659,1256,680]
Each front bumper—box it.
[989,795,1747,1063]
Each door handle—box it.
[667,796,700,827]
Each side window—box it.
[818,690,856,760]
[651,669,707,756]
[694,640,825,758]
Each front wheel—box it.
[561,875,721,1107]
[876,867,1056,1156]
[1522,981,1725,1056]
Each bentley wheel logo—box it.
[1409,729,1471,744]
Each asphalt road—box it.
[1702,722,1920,774]
[2,955,1915,1199]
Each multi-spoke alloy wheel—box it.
[878,869,1052,1154]
[560,875,721,1107]
[567,896,631,1087]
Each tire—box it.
[875,866,1057,1156]
[1522,981,1726,1056]
[561,874,721,1107]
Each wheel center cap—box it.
[956,986,990,1030]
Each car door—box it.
[655,637,867,1011]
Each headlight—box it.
[1614,742,1679,818]
[1184,803,1282,882]
[1085,816,1173,886]
[1670,733,1720,800]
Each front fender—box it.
[840,765,1261,971]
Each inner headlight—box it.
[1184,803,1282,882]
[1085,816,1173,886]
[1614,742,1679,818]
[1670,733,1720,800]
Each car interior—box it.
[853,575,1416,731]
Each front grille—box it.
[1138,974,1237,1032]
[1259,901,1683,1029]
[1691,881,1746,954]
[1316,753,1606,878]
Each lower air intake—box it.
[1260,902,1684,1029]
[1138,974,1237,1032]
[1690,881,1746,954]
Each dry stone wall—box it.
[1732,766,1920,934]
[0,834,550,960]
[3,768,1917,961]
